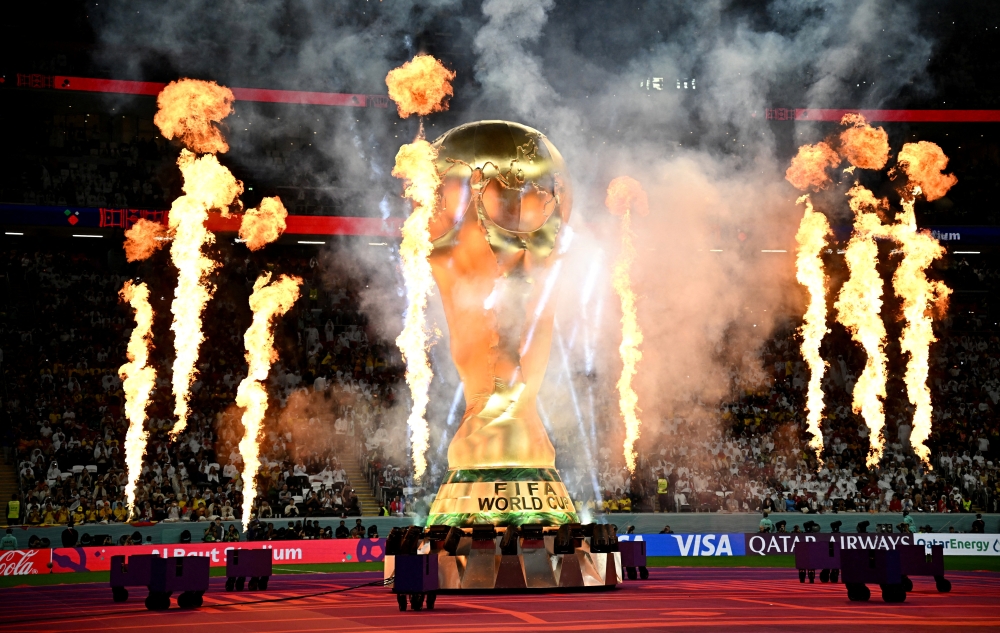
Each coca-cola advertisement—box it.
[0,549,52,576]
[50,538,385,573]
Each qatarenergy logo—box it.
[914,535,1000,555]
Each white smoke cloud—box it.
[89,0,937,490]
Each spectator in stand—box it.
[335,520,350,539]
[350,519,366,538]
[759,510,773,533]
[390,496,404,517]
[0,528,17,550]
[971,513,986,533]
[656,472,669,512]
[61,521,79,547]
[224,525,241,542]
[7,494,20,525]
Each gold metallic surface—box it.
[428,121,571,471]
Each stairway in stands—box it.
[345,454,380,516]
[0,460,17,526]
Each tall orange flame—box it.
[155,77,243,439]
[605,176,648,472]
[786,142,841,191]
[123,218,168,262]
[835,186,890,467]
[118,281,156,517]
[154,79,235,154]
[239,196,288,251]
[839,113,890,170]
[889,194,951,464]
[386,55,456,119]
[897,141,958,201]
[166,150,243,438]
[237,273,301,530]
[794,195,832,461]
[392,138,440,482]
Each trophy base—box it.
[426,468,580,527]
[386,536,621,592]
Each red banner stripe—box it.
[201,213,402,237]
[794,109,1000,122]
[52,75,373,108]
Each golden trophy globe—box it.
[424,120,579,527]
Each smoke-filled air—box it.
[69,0,973,527]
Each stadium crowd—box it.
[1,237,997,531]
[3,243,998,532]
[1,241,409,535]
[602,258,999,518]
[2,110,173,211]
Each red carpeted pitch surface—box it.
[1,568,999,632]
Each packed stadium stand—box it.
[3,234,996,533]
[1,239,406,537]
[1,55,997,537]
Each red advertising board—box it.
[0,549,51,577]
[48,538,386,573]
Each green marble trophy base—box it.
[426,467,580,527]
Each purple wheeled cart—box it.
[393,554,439,612]
[619,540,648,580]
[794,540,841,584]
[841,548,906,603]
[109,554,156,602]
[226,548,273,592]
[899,544,950,593]
[145,556,211,610]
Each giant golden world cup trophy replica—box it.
[425,121,579,527]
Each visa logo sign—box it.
[673,534,733,556]
[620,534,745,556]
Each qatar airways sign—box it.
[0,549,50,576]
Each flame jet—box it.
[794,195,832,461]
[154,79,243,438]
[118,281,156,517]
[166,150,243,437]
[236,273,301,529]
[835,186,891,467]
[605,176,648,473]
[392,139,441,482]
[890,143,955,464]
[888,195,951,465]
[386,55,454,482]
